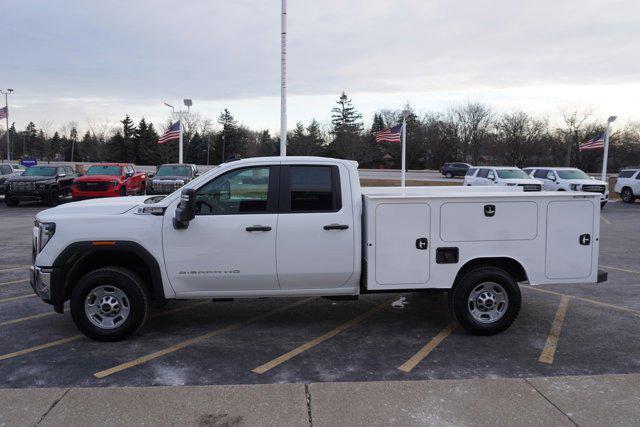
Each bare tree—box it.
[558,106,593,167]
[452,101,492,164]
[495,111,546,167]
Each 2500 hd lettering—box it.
[31,157,607,341]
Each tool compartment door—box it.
[545,200,595,279]
[375,203,430,285]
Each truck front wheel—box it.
[449,267,521,335]
[70,267,150,341]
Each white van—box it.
[523,167,609,208]
[464,166,542,191]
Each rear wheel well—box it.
[453,257,528,287]
[63,251,155,301]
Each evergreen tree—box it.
[135,118,160,165]
[328,92,363,160]
[121,115,137,162]
[217,109,245,161]
[49,132,62,160]
[257,130,279,157]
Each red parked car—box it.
[72,163,147,201]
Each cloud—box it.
[3,0,639,130]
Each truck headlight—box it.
[35,182,47,190]
[570,184,580,191]
[37,221,56,251]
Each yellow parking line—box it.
[398,323,457,373]
[0,293,36,303]
[0,335,83,361]
[252,299,391,375]
[0,312,56,327]
[95,298,314,379]
[539,296,570,364]
[600,215,611,225]
[521,285,640,318]
[0,278,28,287]
[600,265,640,275]
[0,301,210,362]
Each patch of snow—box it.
[391,296,408,309]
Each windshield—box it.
[86,165,122,176]
[156,165,190,177]
[496,169,529,179]
[22,166,57,177]
[557,169,590,180]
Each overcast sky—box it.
[3,0,639,133]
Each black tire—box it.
[139,183,146,195]
[600,201,607,209]
[621,187,635,203]
[70,267,150,341]
[445,172,453,178]
[119,186,127,197]
[449,266,521,335]
[4,197,19,207]
[46,187,59,206]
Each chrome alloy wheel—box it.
[84,285,131,329]
[467,282,509,323]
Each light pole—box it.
[601,115,617,182]
[280,0,287,156]
[1,89,13,162]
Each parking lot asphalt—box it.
[0,196,639,389]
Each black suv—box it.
[147,163,199,195]
[440,162,471,178]
[4,165,77,206]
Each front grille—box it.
[77,181,112,191]
[518,183,542,192]
[10,181,34,192]
[152,181,184,193]
[581,184,605,194]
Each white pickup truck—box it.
[31,156,607,341]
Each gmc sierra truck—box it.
[31,156,606,341]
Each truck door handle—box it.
[323,224,349,230]
[246,225,272,232]
[579,234,591,245]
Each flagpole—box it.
[600,116,617,182]
[401,115,406,187]
[1,89,12,162]
[178,120,183,164]
[280,0,287,156]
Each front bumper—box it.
[5,190,48,200]
[30,265,52,301]
[71,187,119,199]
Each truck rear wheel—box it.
[621,187,635,203]
[70,267,150,341]
[449,267,521,335]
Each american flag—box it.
[0,106,7,120]
[375,123,403,143]
[158,121,181,144]
[579,133,605,151]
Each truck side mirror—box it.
[173,188,196,229]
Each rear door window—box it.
[477,169,490,178]
[284,165,341,212]
[534,169,548,179]
[618,170,635,178]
